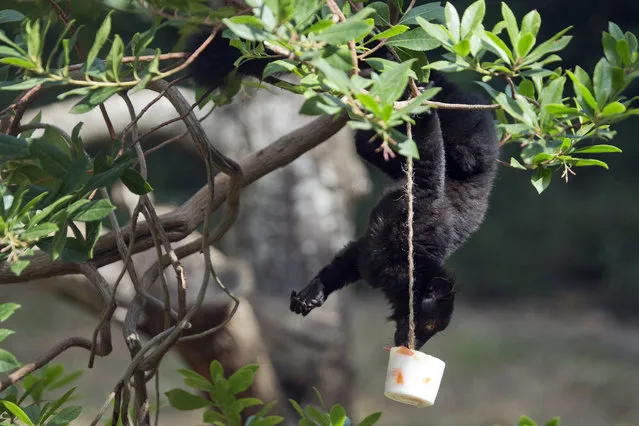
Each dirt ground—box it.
[3,285,639,426]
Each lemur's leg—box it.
[428,71,499,180]
[290,239,361,316]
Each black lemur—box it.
[186,32,499,350]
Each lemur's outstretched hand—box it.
[290,277,326,316]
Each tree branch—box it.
[0,112,349,283]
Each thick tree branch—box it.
[0,111,349,283]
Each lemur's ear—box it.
[421,296,437,313]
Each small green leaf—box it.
[71,87,121,114]
[509,157,527,170]
[358,412,382,426]
[228,364,259,395]
[520,10,541,37]
[566,70,598,113]
[20,223,59,241]
[501,2,519,47]
[30,138,72,178]
[0,349,21,374]
[222,16,268,41]
[72,199,116,222]
[531,167,551,194]
[593,58,612,108]
[516,32,536,58]
[85,11,113,75]
[369,25,409,42]
[416,17,451,46]
[544,417,561,426]
[165,389,210,411]
[0,329,15,343]
[460,0,485,40]
[617,38,631,66]
[601,101,626,116]
[571,158,609,169]
[209,361,224,381]
[370,59,415,105]
[50,224,68,261]
[314,20,372,45]
[263,60,298,78]
[0,57,37,69]
[304,405,330,426]
[482,31,513,63]
[399,3,445,26]
[329,404,347,426]
[1,401,34,426]
[120,168,153,195]
[398,139,420,159]
[106,34,124,81]
[0,134,29,162]
[202,409,225,423]
[0,303,20,322]
[572,144,622,154]
[385,28,439,51]
[444,2,461,42]
[47,405,82,424]
[0,9,25,24]
[9,261,30,277]
[518,415,538,426]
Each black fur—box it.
[187,34,499,350]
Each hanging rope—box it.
[405,123,416,350]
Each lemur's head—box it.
[391,275,456,350]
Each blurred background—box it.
[1,0,639,425]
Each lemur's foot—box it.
[290,278,326,316]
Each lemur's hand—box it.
[290,277,326,316]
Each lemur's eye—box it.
[424,321,435,331]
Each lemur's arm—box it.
[290,239,361,316]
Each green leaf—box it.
[518,415,537,426]
[329,404,347,426]
[299,94,343,115]
[544,417,561,426]
[1,401,34,426]
[304,405,330,426]
[500,2,519,47]
[531,167,551,194]
[71,87,121,114]
[566,70,598,113]
[202,409,225,423]
[0,57,37,69]
[209,361,224,381]
[370,59,414,105]
[0,329,14,343]
[617,38,631,66]
[178,368,213,391]
[356,93,382,116]
[72,199,116,222]
[47,405,82,425]
[223,16,268,41]
[398,139,419,159]
[416,17,450,46]
[314,20,372,45]
[249,417,285,426]
[84,221,102,258]
[399,3,445,26]
[358,412,382,426]
[263,60,298,78]
[30,195,74,226]
[368,25,409,42]
[509,157,527,169]
[572,144,622,154]
[386,28,439,51]
[601,101,626,116]
[21,223,59,241]
[165,389,210,411]
[593,58,612,108]
[571,158,609,169]
[29,138,72,178]
[0,303,20,322]
[288,399,305,418]
[106,34,124,81]
[85,11,113,75]
[520,10,541,37]
[0,349,21,374]
[482,31,513,63]
[120,168,153,195]
[312,58,351,92]
[39,387,76,422]
[228,364,259,395]
[460,0,485,40]
[517,32,536,58]
[0,9,25,24]
[444,3,460,43]
[0,134,29,162]
[50,223,68,261]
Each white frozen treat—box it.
[383,346,445,407]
